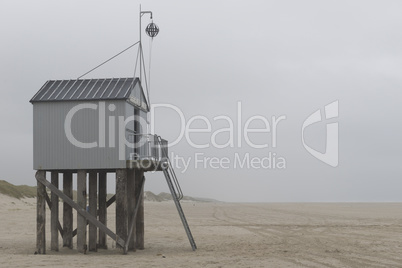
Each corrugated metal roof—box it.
[30,77,140,102]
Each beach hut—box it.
[30,77,196,254]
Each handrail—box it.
[126,133,183,201]
[156,135,183,201]
[127,133,158,160]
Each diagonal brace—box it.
[72,194,116,237]
[36,172,126,248]
[44,192,64,238]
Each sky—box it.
[1,0,402,202]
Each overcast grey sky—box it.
[1,0,401,202]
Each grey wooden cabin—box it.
[30,77,196,255]
[31,77,166,171]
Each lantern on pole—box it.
[145,22,159,38]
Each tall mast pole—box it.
[138,7,155,133]
[139,4,142,82]
[139,6,153,84]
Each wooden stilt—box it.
[63,172,73,249]
[116,169,127,251]
[77,170,87,253]
[45,192,64,238]
[133,105,143,251]
[34,167,150,255]
[127,169,136,251]
[89,172,97,252]
[36,171,46,254]
[135,171,145,249]
[51,171,59,251]
[98,171,107,249]
[36,174,125,249]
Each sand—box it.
[0,194,401,267]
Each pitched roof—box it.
[30,77,142,103]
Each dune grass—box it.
[0,180,37,199]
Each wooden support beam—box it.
[35,173,126,248]
[88,172,97,252]
[45,193,63,238]
[127,169,136,251]
[98,171,107,249]
[135,171,145,249]
[106,195,116,207]
[116,169,128,252]
[71,193,115,239]
[36,171,46,254]
[51,172,59,251]
[77,170,87,253]
[125,174,145,253]
[63,172,73,249]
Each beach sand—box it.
[0,194,401,267]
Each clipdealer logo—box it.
[63,100,339,170]
[302,100,339,167]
